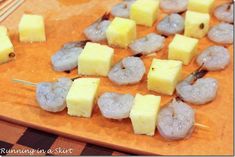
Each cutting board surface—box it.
[0,0,233,155]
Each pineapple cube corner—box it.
[130,0,159,27]
[168,34,199,65]
[0,36,14,64]
[0,26,8,37]
[130,93,161,136]
[188,0,215,13]
[66,78,100,118]
[78,42,114,76]
[106,17,136,48]
[19,14,46,42]
[184,11,210,39]
[147,59,182,95]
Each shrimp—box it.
[176,67,218,105]
[84,13,111,42]
[51,40,89,72]
[156,14,184,36]
[98,92,134,120]
[196,46,230,71]
[157,98,195,140]
[214,3,233,24]
[36,78,72,112]
[160,0,188,13]
[208,23,233,45]
[108,57,146,85]
[129,33,165,55]
[13,78,73,113]
[111,0,136,18]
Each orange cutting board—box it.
[0,0,233,155]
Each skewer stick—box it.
[12,79,37,87]
[12,76,82,87]
[195,123,210,130]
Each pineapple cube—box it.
[19,14,46,42]
[184,11,210,39]
[66,78,100,118]
[106,17,136,48]
[130,0,159,27]
[147,59,182,95]
[0,26,8,36]
[168,34,199,65]
[0,36,14,64]
[188,0,215,13]
[78,42,114,76]
[130,94,161,136]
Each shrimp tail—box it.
[133,53,143,58]
[93,12,110,24]
[70,40,90,48]
[71,76,81,81]
[79,40,91,48]
[194,69,208,79]
[192,63,208,79]
[101,12,111,21]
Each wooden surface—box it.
[0,0,233,155]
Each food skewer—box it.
[13,77,210,138]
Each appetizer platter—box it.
[0,0,233,155]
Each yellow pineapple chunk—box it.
[19,14,46,42]
[106,17,136,48]
[0,36,14,64]
[130,0,159,27]
[0,26,8,36]
[78,42,114,76]
[130,94,161,136]
[147,59,182,95]
[168,34,199,65]
[66,78,100,118]
[188,0,215,13]
[184,11,210,39]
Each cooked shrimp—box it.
[157,98,195,140]
[84,13,111,42]
[214,3,233,24]
[111,0,136,18]
[129,33,165,55]
[108,57,146,85]
[51,40,89,72]
[160,0,188,13]
[208,23,233,45]
[13,78,73,113]
[176,67,218,105]
[196,46,230,71]
[98,92,134,120]
[156,14,184,36]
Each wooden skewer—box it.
[12,76,81,87]
[195,123,210,130]
[12,79,37,87]
[0,0,24,23]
